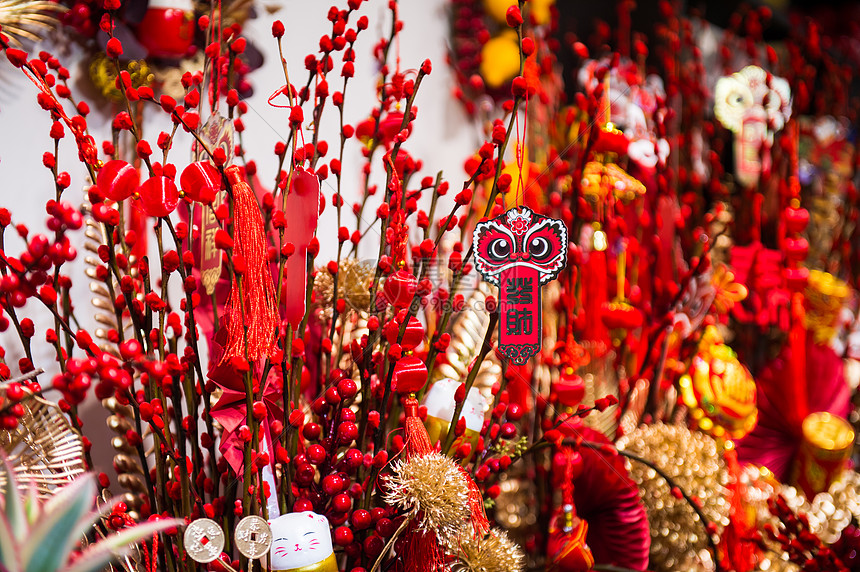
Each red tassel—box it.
[402,396,445,572]
[458,465,490,537]
[402,525,443,572]
[404,397,489,544]
[220,166,278,364]
[403,397,432,459]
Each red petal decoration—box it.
[180,161,221,203]
[571,427,650,570]
[138,176,180,218]
[97,160,139,202]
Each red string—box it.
[513,86,529,207]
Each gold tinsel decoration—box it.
[382,452,470,537]
[616,423,730,571]
[313,258,376,318]
[449,525,525,572]
[0,389,85,498]
[0,0,64,47]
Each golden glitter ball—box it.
[616,423,730,572]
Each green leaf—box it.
[0,509,21,572]
[20,474,96,572]
[0,460,25,540]
[61,519,183,572]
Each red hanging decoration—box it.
[219,166,279,364]
[473,206,568,364]
[283,168,321,330]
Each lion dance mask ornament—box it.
[473,206,568,364]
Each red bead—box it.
[137,6,195,58]
[138,176,179,217]
[370,507,386,523]
[375,518,395,537]
[392,355,428,394]
[500,422,517,439]
[295,463,315,486]
[363,534,384,557]
[334,526,354,546]
[351,509,371,530]
[337,421,358,443]
[293,498,313,512]
[307,444,327,465]
[97,160,139,202]
[325,386,341,404]
[784,206,810,234]
[382,269,418,308]
[180,161,221,203]
[302,422,322,441]
[338,378,358,400]
[506,403,524,421]
[332,493,351,512]
[345,448,363,470]
[252,401,266,421]
[322,474,345,495]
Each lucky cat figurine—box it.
[268,512,336,572]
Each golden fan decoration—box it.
[0,0,65,47]
[0,389,85,497]
[82,203,148,518]
[82,204,135,353]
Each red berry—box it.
[322,474,345,495]
[303,422,322,441]
[334,526,354,546]
[351,509,371,530]
[332,493,351,512]
[307,444,327,465]
[338,378,357,400]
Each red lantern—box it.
[383,270,418,309]
[784,236,809,262]
[180,161,221,203]
[138,176,180,217]
[97,160,139,202]
[392,355,428,395]
[784,206,810,234]
[784,267,810,292]
[386,311,425,351]
[136,0,195,59]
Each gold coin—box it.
[183,518,225,563]
[235,515,273,559]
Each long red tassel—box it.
[220,166,279,364]
[402,396,444,572]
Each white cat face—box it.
[268,512,333,569]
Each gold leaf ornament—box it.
[0,0,65,47]
[0,390,85,498]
